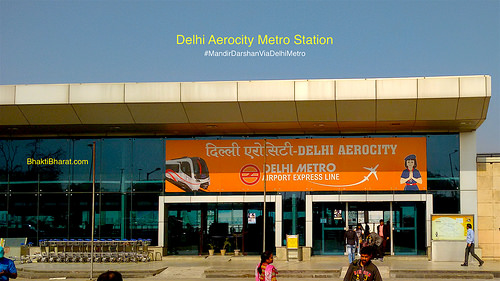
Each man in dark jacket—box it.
[344,226,358,263]
[344,246,382,281]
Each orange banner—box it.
[165,137,427,192]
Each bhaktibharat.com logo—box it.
[26,158,89,165]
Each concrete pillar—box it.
[459,131,479,242]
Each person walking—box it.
[355,224,364,256]
[256,251,278,281]
[367,232,384,261]
[364,223,370,238]
[461,223,484,267]
[377,220,389,258]
[0,246,17,281]
[344,246,382,281]
[345,226,358,264]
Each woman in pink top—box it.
[255,251,278,281]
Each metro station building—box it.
[0,75,492,258]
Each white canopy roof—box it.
[0,75,491,137]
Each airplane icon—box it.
[309,163,381,188]
[363,164,379,181]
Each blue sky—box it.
[1,0,499,152]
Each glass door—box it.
[392,202,417,255]
[313,202,346,255]
[206,202,275,255]
[244,203,275,254]
[348,202,391,254]
[166,204,202,255]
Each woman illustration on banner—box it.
[400,154,422,191]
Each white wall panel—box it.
[0,86,15,104]
[191,196,217,203]
[125,83,180,103]
[459,76,487,97]
[238,80,294,101]
[486,76,491,97]
[336,79,375,100]
[366,194,394,201]
[70,84,124,103]
[181,82,237,102]
[377,78,417,99]
[339,194,368,201]
[295,80,335,101]
[418,77,459,98]
[162,196,192,203]
[16,84,69,104]
[460,131,478,191]
[311,194,340,202]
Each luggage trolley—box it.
[20,242,33,264]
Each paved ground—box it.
[15,255,500,280]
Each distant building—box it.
[477,153,500,259]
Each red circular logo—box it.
[240,164,261,186]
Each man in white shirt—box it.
[461,223,484,267]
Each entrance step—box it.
[204,269,341,279]
[18,268,166,279]
[390,269,495,279]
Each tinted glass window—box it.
[100,139,132,192]
[132,138,164,192]
[71,139,100,192]
[427,135,460,191]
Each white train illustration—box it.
[165,157,210,191]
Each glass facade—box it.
[0,134,461,254]
[0,138,164,245]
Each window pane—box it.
[69,193,93,239]
[8,193,38,243]
[5,140,38,192]
[100,139,132,192]
[427,135,460,190]
[131,193,158,244]
[0,193,7,237]
[71,139,100,192]
[39,193,68,239]
[132,138,164,192]
[430,190,460,213]
[0,140,8,192]
[97,193,126,239]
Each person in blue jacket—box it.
[400,154,422,191]
[0,246,17,281]
[461,223,484,267]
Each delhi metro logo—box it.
[240,164,261,185]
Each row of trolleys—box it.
[20,239,156,263]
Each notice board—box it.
[431,214,474,241]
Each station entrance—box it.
[165,202,275,255]
[311,198,427,256]
[158,195,282,256]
